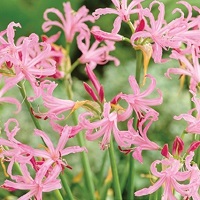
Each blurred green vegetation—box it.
[0,0,198,199]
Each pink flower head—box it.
[21,36,56,100]
[135,157,190,199]
[93,0,144,33]
[35,80,75,133]
[79,102,134,150]
[1,32,57,102]
[33,126,87,170]
[120,74,163,119]
[1,163,61,200]
[131,1,197,63]
[165,46,200,93]
[126,111,160,163]
[184,152,200,200]
[42,2,94,43]
[0,22,21,66]
[77,30,119,69]
[174,91,200,134]
[0,119,34,178]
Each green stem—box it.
[54,189,64,200]
[127,20,135,33]
[108,137,122,200]
[60,174,74,200]
[98,151,108,188]
[127,154,135,200]
[123,37,131,44]
[64,41,95,199]
[18,81,42,131]
[67,59,80,74]
[127,50,143,200]
[135,50,143,84]
[71,112,96,200]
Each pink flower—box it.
[0,22,21,66]
[15,35,56,100]
[174,91,200,134]
[93,0,144,33]
[77,30,119,69]
[2,163,61,200]
[1,33,57,102]
[0,119,34,178]
[125,111,159,163]
[165,46,200,93]
[120,74,162,119]
[42,2,94,43]
[131,1,197,63]
[184,152,200,200]
[135,157,190,199]
[33,126,87,169]
[33,80,75,133]
[79,102,134,150]
[40,81,74,119]
[0,22,57,101]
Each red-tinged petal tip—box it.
[83,82,98,102]
[187,141,200,153]
[161,144,170,158]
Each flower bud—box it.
[161,144,170,158]
[187,141,200,153]
[172,136,184,156]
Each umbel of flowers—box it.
[0,0,200,199]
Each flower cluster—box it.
[1,0,200,199]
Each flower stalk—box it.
[64,45,95,200]
[71,111,96,200]
[127,50,143,200]
[60,174,74,200]
[108,136,122,200]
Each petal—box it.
[34,129,55,154]
[112,16,122,34]
[135,177,165,196]
[7,22,21,45]
[61,146,87,156]
[92,8,118,20]
[0,97,21,113]
[128,75,140,95]
[42,8,65,32]
[56,126,70,152]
